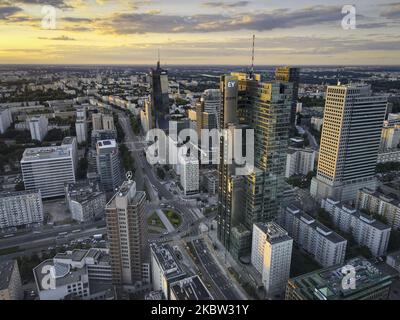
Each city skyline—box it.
[0,0,399,65]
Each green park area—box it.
[147,212,166,229]
[164,210,182,228]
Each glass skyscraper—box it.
[150,61,170,131]
[217,72,293,259]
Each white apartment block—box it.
[357,188,400,230]
[0,107,12,134]
[76,106,86,120]
[321,198,391,257]
[21,145,76,198]
[28,115,48,142]
[377,150,400,163]
[280,205,347,267]
[75,117,87,144]
[285,147,315,178]
[251,222,293,297]
[179,153,199,196]
[0,190,43,229]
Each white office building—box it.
[0,107,12,134]
[62,136,77,173]
[285,147,316,178]
[321,198,391,257]
[0,190,43,229]
[28,115,48,142]
[251,222,293,297]
[21,145,76,198]
[33,249,114,300]
[280,205,347,267]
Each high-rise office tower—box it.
[106,180,149,286]
[96,140,123,192]
[196,89,221,135]
[275,67,300,126]
[217,72,293,258]
[150,60,169,130]
[310,84,387,203]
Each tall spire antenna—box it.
[157,49,160,68]
[250,34,255,78]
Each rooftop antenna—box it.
[157,49,160,68]
[250,34,255,79]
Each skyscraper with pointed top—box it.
[150,54,170,131]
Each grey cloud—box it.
[0,5,22,19]
[38,35,76,41]
[4,0,72,9]
[103,5,344,34]
[202,1,250,8]
[381,2,400,19]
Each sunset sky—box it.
[0,0,399,65]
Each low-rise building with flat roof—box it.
[33,248,114,300]
[65,181,106,222]
[150,243,187,300]
[286,257,397,300]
